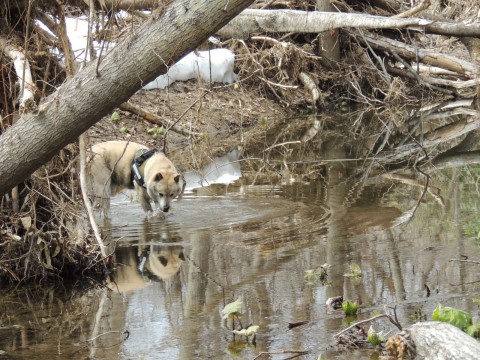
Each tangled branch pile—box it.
[0,2,107,284]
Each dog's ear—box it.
[159,256,168,267]
[174,174,181,183]
[154,173,163,182]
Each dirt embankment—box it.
[88,80,291,172]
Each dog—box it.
[87,140,185,216]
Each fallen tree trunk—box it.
[0,0,254,196]
[386,321,480,359]
[216,9,480,39]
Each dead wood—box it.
[385,321,480,360]
[119,102,200,138]
[216,9,480,38]
[356,32,479,78]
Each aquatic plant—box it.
[222,298,244,329]
[342,300,358,316]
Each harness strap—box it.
[131,148,156,187]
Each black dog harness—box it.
[131,148,156,187]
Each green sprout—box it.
[233,325,259,343]
[432,304,472,331]
[367,325,386,346]
[342,300,358,316]
[111,111,121,121]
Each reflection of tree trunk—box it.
[180,232,211,359]
[448,171,466,294]
[324,140,348,299]
[89,291,108,359]
[385,230,406,302]
[185,233,211,316]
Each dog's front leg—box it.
[135,185,153,214]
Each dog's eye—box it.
[170,193,174,197]
[159,193,164,197]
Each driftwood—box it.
[217,9,480,39]
[358,32,479,78]
[386,321,480,360]
[119,102,200,137]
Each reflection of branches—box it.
[449,258,480,265]
[407,138,430,222]
[85,330,130,348]
[184,253,224,290]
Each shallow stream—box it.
[2,132,480,359]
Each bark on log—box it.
[387,321,480,360]
[8,0,160,11]
[216,9,480,39]
[0,0,255,196]
[358,32,479,78]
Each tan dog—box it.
[87,140,184,216]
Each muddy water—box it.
[2,155,480,359]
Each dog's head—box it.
[146,172,183,212]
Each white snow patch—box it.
[143,49,236,90]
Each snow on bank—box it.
[36,16,236,87]
[142,49,236,90]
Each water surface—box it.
[2,150,480,360]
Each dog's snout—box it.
[163,206,170,212]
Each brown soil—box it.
[88,79,291,172]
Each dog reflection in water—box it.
[109,222,185,292]
[138,244,185,281]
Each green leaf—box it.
[342,300,358,316]
[432,304,472,331]
[260,116,268,127]
[233,325,259,337]
[467,324,480,338]
[367,325,385,345]
[120,127,129,133]
[111,111,121,121]
[222,298,242,319]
